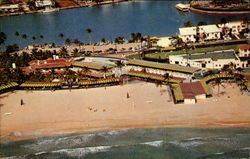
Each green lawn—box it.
[243,69,250,74]
[143,44,242,60]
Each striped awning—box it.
[78,78,121,86]
[20,82,61,88]
[0,82,18,91]
[202,74,235,83]
[127,60,198,74]
[171,84,184,102]
[126,71,181,83]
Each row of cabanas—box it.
[201,74,236,96]
[0,82,19,92]
[202,74,235,83]
[0,78,122,92]
[78,78,121,86]
[171,84,184,102]
[126,71,181,84]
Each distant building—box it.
[169,50,248,69]
[223,21,248,35]
[35,0,54,8]
[0,4,19,12]
[28,58,74,71]
[179,24,221,43]
[198,25,221,41]
[179,27,197,43]
[178,21,248,43]
[239,45,250,58]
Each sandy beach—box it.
[0,82,250,142]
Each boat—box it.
[175,3,190,12]
[42,7,59,13]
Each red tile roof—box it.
[239,45,250,50]
[180,82,206,99]
[28,58,75,70]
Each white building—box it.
[198,25,221,41]
[239,45,250,58]
[169,49,248,69]
[179,27,197,43]
[178,21,248,43]
[35,0,54,8]
[223,21,248,35]
[0,4,19,12]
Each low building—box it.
[172,81,206,104]
[224,21,248,35]
[126,60,200,79]
[198,25,221,41]
[169,50,248,69]
[239,45,250,58]
[35,0,55,7]
[179,24,221,43]
[179,27,197,43]
[28,58,75,72]
[0,4,19,12]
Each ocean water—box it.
[0,0,248,49]
[1,128,250,158]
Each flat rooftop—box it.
[183,50,237,61]
[73,61,113,70]
[127,60,200,74]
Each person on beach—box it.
[20,99,24,106]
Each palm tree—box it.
[72,48,79,57]
[197,21,207,26]
[40,35,44,39]
[212,78,223,96]
[81,66,90,79]
[14,31,20,37]
[64,68,76,87]
[73,39,80,46]
[65,38,71,46]
[101,38,106,43]
[183,21,193,27]
[76,70,85,81]
[162,72,170,84]
[0,32,7,46]
[21,34,28,39]
[155,80,163,88]
[59,47,68,57]
[32,36,36,41]
[85,28,93,44]
[58,33,64,39]
[115,60,125,76]
[100,66,109,78]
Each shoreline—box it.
[1,82,250,143]
[0,0,128,17]
[190,7,250,15]
[2,120,250,143]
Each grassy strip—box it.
[144,44,242,60]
